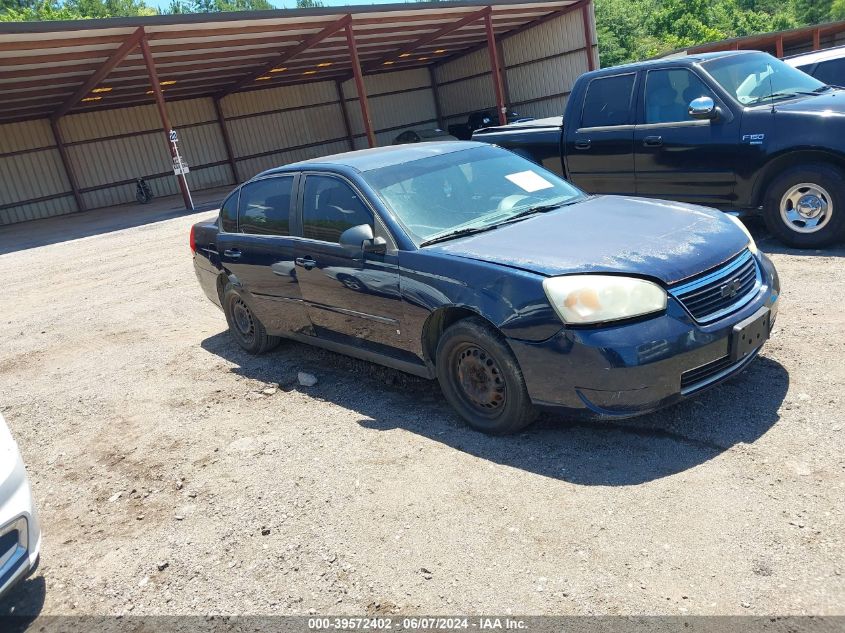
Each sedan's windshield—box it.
[362,145,584,245]
[702,52,826,105]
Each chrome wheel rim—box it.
[780,182,833,234]
[454,344,506,415]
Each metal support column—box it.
[346,23,376,148]
[140,35,193,211]
[484,10,507,126]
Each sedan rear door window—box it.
[238,177,293,236]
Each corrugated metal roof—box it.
[0,0,577,123]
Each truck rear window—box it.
[580,73,636,128]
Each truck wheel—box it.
[763,164,845,248]
[222,284,280,354]
[435,317,536,435]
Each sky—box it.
[148,0,407,11]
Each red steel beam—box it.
[581,1,595,72]
[51,27,145,121]
[50,119,85,213]
[221,14,352,96]
[484,10,507,126]
[813,28,821,51]
[776,35,784,58]
[346,23,376,148]
[140,35,194,211]
[364,6,491,72]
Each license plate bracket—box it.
[730,306,770,362]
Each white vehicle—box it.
[0,413,40,600]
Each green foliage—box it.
[1,0,155,20]
[166,0,274,12]
[595,0,838,67]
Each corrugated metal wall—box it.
[220,80,350,180]
[0,119,75,225]
[0,7,597,226]
[341,68,438,149]
[435,8,596,127]
[60,98,232,210]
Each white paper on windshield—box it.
[505,170,554,193]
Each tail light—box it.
[189,225,196,253]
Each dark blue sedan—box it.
[191,142,780,434]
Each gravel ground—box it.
[0,199,843,618]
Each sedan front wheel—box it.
[436,317,536,435]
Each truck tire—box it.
[763,163,845,248]
[222,283,280,354]
[435,317,536,435]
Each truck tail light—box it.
[189,225,196,253]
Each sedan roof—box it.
[262,140,487,174]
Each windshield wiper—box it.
[813,84,844,92]
[498,198,583,225]
[756,90,818,102]
[419,198,584,247]
[419,224,500,247]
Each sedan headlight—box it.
[726,214,758,254]
[542,275,667,325]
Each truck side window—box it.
[580,73,635,128]
[645,69,715,124]
[302,175,373,243]
[238,177,293,236]
[219,192,238,233]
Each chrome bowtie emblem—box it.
[720,278,742,299]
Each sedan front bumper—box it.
[508,253,779,418]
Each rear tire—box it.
[222,283,280,354]
[762,163,845,248]
[435,317,536,435]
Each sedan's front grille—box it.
[680,355,734,390]
[670,250,760,323]
[680,350,758,394]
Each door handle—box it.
[223,249,241,259]
[295,257,317,270]
[574,139,591,150]
[643,135,663,147]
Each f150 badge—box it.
[742,134,765,145]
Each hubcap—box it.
[780,183,833,234]
[232,298,255,339]
[455,345,506,413]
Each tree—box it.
[165,0,274,12]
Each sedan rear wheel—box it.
[222,283,280,354]
[436,317,536,435]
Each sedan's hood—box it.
[426,196,750,285]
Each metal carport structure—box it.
[0,0,597,223]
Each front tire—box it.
[435,317,536,435]
[763,163,845,248]
[222,283,280,354]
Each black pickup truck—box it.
[474,50,845,247]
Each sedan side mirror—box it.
[688,96,719,120]
[339,224,386,255]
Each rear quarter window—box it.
[580,73,636,128]
[219,191,238,233]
